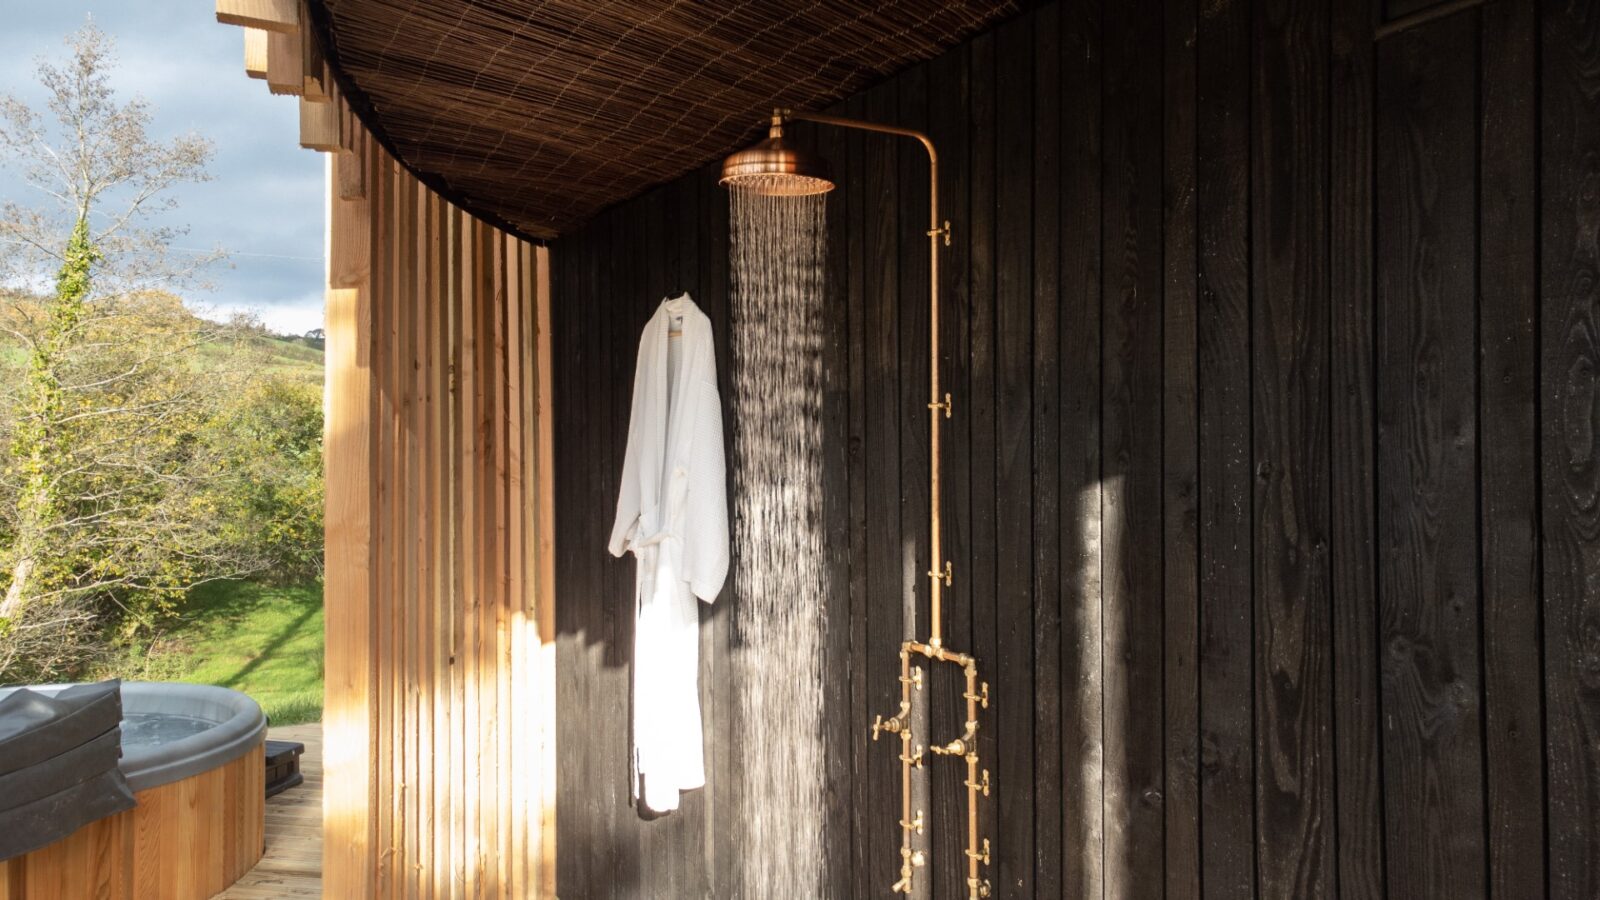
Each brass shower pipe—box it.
[778,109,992,900]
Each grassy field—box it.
[108,580,324,725]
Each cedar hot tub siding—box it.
[551,0,1599,897]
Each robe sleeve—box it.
[684,376,729,602]
[608,335,648,557]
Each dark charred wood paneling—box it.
[1542,0,1600,897]
[550,0,1594,896]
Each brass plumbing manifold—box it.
[780,105,990,900]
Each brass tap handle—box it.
[872,714,902,741]
[965,838,991,866]
[965,768,991,797]
[960,679,985,707]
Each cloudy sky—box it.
[0,2,325,335]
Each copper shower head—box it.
[719,111,835,196]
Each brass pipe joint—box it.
[964,766,991,798]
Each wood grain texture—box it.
[318,110,553,899]
[1196,0,1258,895]
[1542,0,1600,896]
[545,0,1589,896]
[1030,6,1065,897]
[1162,0,1202,894]
[1101,0,1166,896]
[1376,13,1487,898]
[1478,0,1544,897]
[1329,0,1386,897]
[1058,0,1105,894]
[1251,0,1334,896]
[0,747,263,900]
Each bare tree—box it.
[0,23,260,678]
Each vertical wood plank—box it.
[536,243,558,899]
[325,124,374,900]
[963,30,1001,900]
[1162,0,1202,893]
[860,76,904,897]
[1029,6,1065,897]
[1476,2,1544,898]
[1196,0,1257,895]
[1059,1,1106,894]
[1329,0,1386,896]
[1251,0,1334,896]
[1101,0,1166,895]
[373,152,397,900]
[993,12,1036,897]
[1542,0,1600,895]
[1375,13,1487,899]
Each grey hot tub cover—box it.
[0,679,136,861]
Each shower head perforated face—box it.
[719,120,835,196]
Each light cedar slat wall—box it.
[325,115,555,899]
[218,4,556,895]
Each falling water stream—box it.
[729,187,828,899]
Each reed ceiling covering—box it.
[314,0,1020,239]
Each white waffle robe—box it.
[608,293,729,814]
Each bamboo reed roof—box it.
[314,0,1019,239]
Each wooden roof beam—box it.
[243,28,268,79]
[266,29,303,96]
[215,0,298,33]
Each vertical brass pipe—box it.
[787,110,983,899]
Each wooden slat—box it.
[1479,0,1545,896]
[266,29,302,97]
[992,13,1036,896]
[315,113,554,897]
[215,0,297,33]
[1101,0,1164,895]
[1542,0,1600,896]
[323,118,374,900]
[243,28,268,79]
[1196,0,1256,895]
[1161,0,1201,893]
[1251,0,1335,895]
[301,7,328,102]
[1028,5,1064,895]
[1329,0,1385,897]
[1375,13,1486,898]
[299,97,340,152]
[0,750,263,900]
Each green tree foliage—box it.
[207,375,325,584]
[0,25,323,680]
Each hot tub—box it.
[0,682,268,900]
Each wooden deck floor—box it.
[217,724,323,899]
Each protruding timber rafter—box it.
[217,0,347,154]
